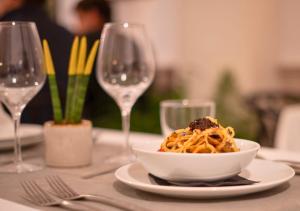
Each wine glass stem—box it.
[13,113,23,164]
[121,109,132,154]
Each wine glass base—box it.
[0,162,43,173]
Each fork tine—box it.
[28,181,51,203]
[22,181,47,204]
[47,176,71,198]
[22,181,42,203]
[34,181,53,201]
[55,175,78,195]
[46,176,67,197]
[48,176,75,197]
[21,195,39,206]
[21,182,41,204]
[21,180,86,210]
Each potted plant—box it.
[43,36,99,167]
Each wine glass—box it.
[0,22,45,173]
[160,100,215,137]
[97,23,155,164]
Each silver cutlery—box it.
[46,175,149,211]
[21,180,92,211]
[81,165,120,179]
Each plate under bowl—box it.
[115,159,295,199]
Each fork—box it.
[46,175,150,211]
[21,180,92,211]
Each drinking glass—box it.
[160,100,215,137]
[0,22,45,173]
[97,23,155,164]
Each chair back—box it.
[275,104,300,152]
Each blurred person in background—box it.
[0,0,73,124]
[75,0,111,37]
[73,0,121,128]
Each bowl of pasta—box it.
[132,117,260,182]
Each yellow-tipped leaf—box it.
[43,40,55,75]
[42,39,63,123]
[68,36,79,75]
[84,40,100,75]
[76,36,87,74]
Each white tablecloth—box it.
[0,128,299,211]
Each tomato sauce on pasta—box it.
[159,117,239,153]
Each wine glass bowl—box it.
[160,100,216,137]
[98,23,155,110]
[0,22,45,173]
[0,22,45,114]
[97,22,155,163]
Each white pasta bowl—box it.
[132,139,260,182]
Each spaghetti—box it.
[159,117,239,153]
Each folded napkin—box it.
[258,147,300,163]
[149,174,259,187]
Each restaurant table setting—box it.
[0,129,299,211]
[0,21,300,211]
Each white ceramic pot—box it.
[44,120,93,167]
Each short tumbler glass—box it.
[160,100,215,137]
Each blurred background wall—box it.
[54,0,300,99]
[0,0,295,143]
[50,0,300,143]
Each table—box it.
[0,128,299,211]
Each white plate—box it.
[115,159,295,199]
[0,124,43,150]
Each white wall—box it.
[111,0,283,98]
[112,0,183,69]
[278,0,300,65]
[181,0,280,98]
